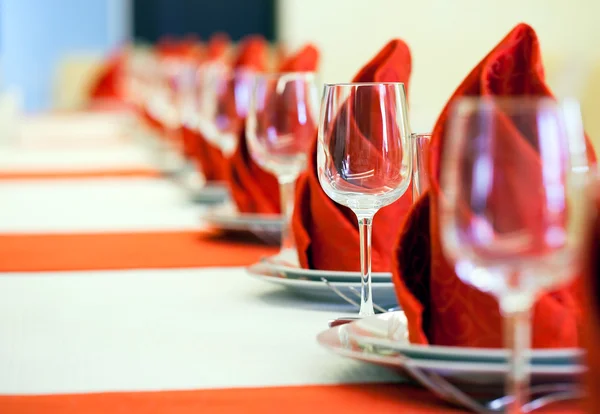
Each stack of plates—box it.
[190,182,230,204]
[202,203,282,243]
[317,311,583,387]
[247,261,398,307]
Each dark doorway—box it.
[133,0,277,43]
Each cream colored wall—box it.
[277,0,600,147]
[53,54,105,110]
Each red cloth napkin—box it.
[393,23,597,348]
[156,36,201,60]
[193,35,269,183]
[207,32,230,60]
[582,190,600,411]
[226,44,320,214]
[291,39,412,270]
[88,48,126,101]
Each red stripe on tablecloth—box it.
[1,383,560,414]
[0,231,277,272]
[0,383,581,413]
[0,168,161,180]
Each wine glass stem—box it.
[278,176,297,262]
[357,216,375,317]
[501,295,533,414]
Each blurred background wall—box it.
[0,0,130,111]
[277,0,600,138]
[0,0,598,144]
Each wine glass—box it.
[172,61,199,128]
[199,63,256,156]
[163,60,198,156]
[158,58,181,134]
[316,82,412,316]
[439,97,590,413]
[246,72,320,265]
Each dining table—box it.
[0,113,582,413]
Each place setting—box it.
[196,41,323,244]
[311,27,593,412]
[234,43,413,313]
[195,59,285,236]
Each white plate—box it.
[269,262,392,283]
[317,321,582,387]
[203,204,282,243]
[193,184,229,204]
[168,162,230,204]
[247,263,398,306]
[347,312,582,366]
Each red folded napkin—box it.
[582,190,600,411]
[226,44,320,214]
[156,36,201,60]
[291,39,412,270]
[393,23,597,348]
[232,35,269,69]
[88,48,126,102]
[278,44,319,72]
[193,35,269,183]
[207,32,230,60]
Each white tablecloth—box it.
[0,139,401,396]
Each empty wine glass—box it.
[173,61,199,126]
[158,59,181,134]
[199,63,256,156]
[166,60,199,156]
[246,72,320,265]
[439,97,590,413]
[317,82,412,316]
[145,55,166,127]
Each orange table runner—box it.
[0,383,580,414]
[0,231,278,272]
[0,168,161,180]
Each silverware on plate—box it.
[327,310,584,412]
[399,361,583,413]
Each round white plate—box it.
[268,262,392,283]
[172,163,230,204]
[203,204,282,243]
[247,263,398,307]
[317,321,582,387]
[191,183,230,204]
[346,311,582,366]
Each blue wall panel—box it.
[0,0,128,112]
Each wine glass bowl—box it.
[247,72,319,180]
[170,61,199,130]
[317,82,412,214]
[440,97,587,294]
[198,64,256,155]
[439,96,590,413]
